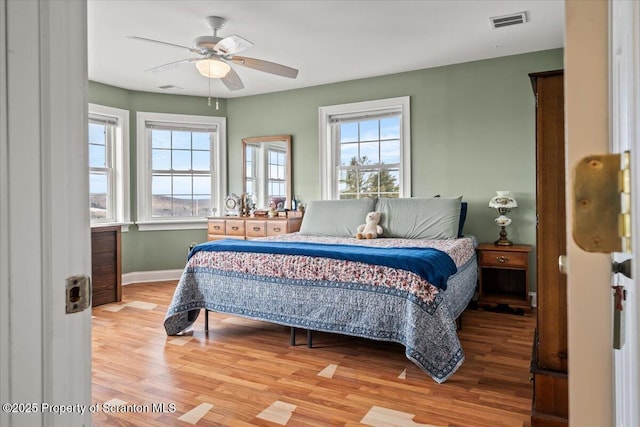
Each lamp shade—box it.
[195,58,231,78]
[489,191,518,209]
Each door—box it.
[611,1,640,425]
[0,1,92,426]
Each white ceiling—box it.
[88,0,564,99]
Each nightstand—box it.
[476,243,532,311]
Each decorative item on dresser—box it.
[207,214,302,240]
[476,243,532,312]
[529,70,567,427]
[91,225,122,306]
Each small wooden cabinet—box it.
[476,243,532,310]
[207,216,302,241]
[91,226,122,306]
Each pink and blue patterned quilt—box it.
[164,234,477,383]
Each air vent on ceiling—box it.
[490,12,527,29]
[158,84,183,90]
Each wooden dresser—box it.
[207,215,303,240]
[530,70,568,427]
[91,226,122,306]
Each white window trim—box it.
[318,96,411,200]
[88,103,131,232]
[136,111,226,231]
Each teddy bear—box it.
[356,211,383,239]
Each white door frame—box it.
[565,1,614,426]
[611,1,640,426]
[0,1,92,426]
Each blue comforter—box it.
[189,239,457,290]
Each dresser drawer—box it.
[267,221,289,236]
[479,250,527,268]
[208,219,226,235]
[246,220,267,237]
[225,219,246,237]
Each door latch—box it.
[572,151,631,253]
[66,275,91,313]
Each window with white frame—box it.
[319,97,411,200]
[136,112,226,231]
[88,103,130,227]
[267,147,286,199]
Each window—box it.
[267,147,286,199]
[319,97,411,200]
[88,104,130,228]
[136,112,226,231]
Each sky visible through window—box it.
[338,116,400,198]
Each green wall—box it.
[90,48,563,288]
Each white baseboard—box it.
[529,291,537,308]
[122,269,183,286]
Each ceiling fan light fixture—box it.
[195,58,231,78]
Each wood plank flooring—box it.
[91,281,535,426]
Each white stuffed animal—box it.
[356,211,383,239]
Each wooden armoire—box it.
[529,70,568,427]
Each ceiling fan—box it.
[130,16,299,91]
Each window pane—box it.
[89,144,106,168]
[359,141,379,164]
[152,174,171,195]
[172,150,191,170]
[152,195,172,217]
[172,131,191,149]
[380,117,400,139]
[152,149,171,170]
[172,175,192,196]
[172,196,193,216]
[340,122,358,143]
[192,150,210,171]
[151,129,171,148]
[380,169,400,194]
[380,139,400,164]
[194,196,211,216]
[192,132,210,150]
[361,170,379,193]
[340,143,358,166]
[90,172,108,219]
[89,123,105,144]
[359,120,379,141]
[193,175,211,195]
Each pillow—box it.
[458,202,468,238]
[377,196,462,239]
[299,199,377,237]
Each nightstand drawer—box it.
[225,219,246,237]
[246,220,267,237]
[479,250,527,268]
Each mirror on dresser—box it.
[242,135,292,211]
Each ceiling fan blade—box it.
[128,36,202,54]
[214,35,253,55]
[230,56,298,79]
[221,66,244,91]
[145,57,200,73]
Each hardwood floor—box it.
[92,281,535,426]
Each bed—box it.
[164,197,477,383]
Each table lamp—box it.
[489,191,518,246]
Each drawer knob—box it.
[496,256,510,263]
[232,226,239,231]
[253,226,261,231]
[214,225,221,230]
[273,227,281,232]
